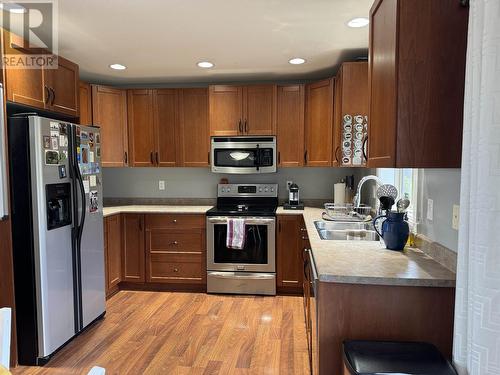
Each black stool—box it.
[343,340,457,375]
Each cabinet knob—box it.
[173,219,177,223]
[173,268,179,272]
[171,241,178,245]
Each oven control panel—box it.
[217,184,278,197]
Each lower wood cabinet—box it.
[276,214,304,293]
[122,213,146,283]
[145,214,206,284]
[104,214,122,297]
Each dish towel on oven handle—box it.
[226,218,246,249]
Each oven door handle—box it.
[207,217,275,225]
[208,272,275,280]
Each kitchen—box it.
[0,0,498,374]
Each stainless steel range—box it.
[206,184,278,295]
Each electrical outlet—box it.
[286,181,293,190]
[452,204,460,230]
[427,199,434,221]
[158,180,165,191]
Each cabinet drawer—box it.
[148,230,204,253]
[149,253,203,283]
[146,214,205,229]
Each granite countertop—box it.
[280,207,456,287]
[103,205,213,217]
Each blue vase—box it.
[373,211,409,251]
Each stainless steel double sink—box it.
[314,221,379,241]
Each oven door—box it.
[207,216,276,272]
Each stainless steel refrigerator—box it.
[8,114,105,365]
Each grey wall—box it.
[103,167,368,200]
[417,169,461,252]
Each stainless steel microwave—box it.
[211,136,277,174]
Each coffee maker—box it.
[284,182,304,210]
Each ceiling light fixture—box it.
[0,3,27,13]
[109,63,126,70]
[347,17,369,28]
[197,61,214,68]
[289,57,306,65]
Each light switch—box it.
[427,199,434,221]
[452,204,460,230]
[159,180,165,190]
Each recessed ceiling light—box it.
[0,3,27,13]
[289,57,306,65]
[109,63,126,70]
[197,61,214,68]
[347,17,369,28]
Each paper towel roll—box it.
[334,183,346,204]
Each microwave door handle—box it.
[255,144,260,171]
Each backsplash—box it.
[417,169,461,252]
[102,167,369,201]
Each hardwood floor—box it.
[12,291,310,375]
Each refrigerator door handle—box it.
[0,84,8,220]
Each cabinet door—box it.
[277,85,305,167]
[178,88,209,167]
[46,56,79,117]
[3,31,48,109]
[243,85,276,135]
[122,214,145,283]
[154,89,178,167]
[334,62,369,167]
[367,0,397,167]
[105,215,122,292]
[128,89,155,167]
[92,85,128,167]
[277,215,303,291]
[79,81,93,125]
[209,85,242,136]
[305,78,334,166]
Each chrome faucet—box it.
[352,175,383,209]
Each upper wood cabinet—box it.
[209,84,276,136]
[333,62,369,167]
[277,215,304,293]
[305,78,334,167]
[45,56,79,117]
[178,88,209,167]
[277,85,305,167]
[92,85,128,167]
[127,89,156,167]
[209,85,242,136]
[368,0,468,168]
[79,81,93,125]
[244,85,276,135]
[3,30,79,117]
[154,89,178,167]
[127,88,209,168]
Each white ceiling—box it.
[56,0,373,85]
